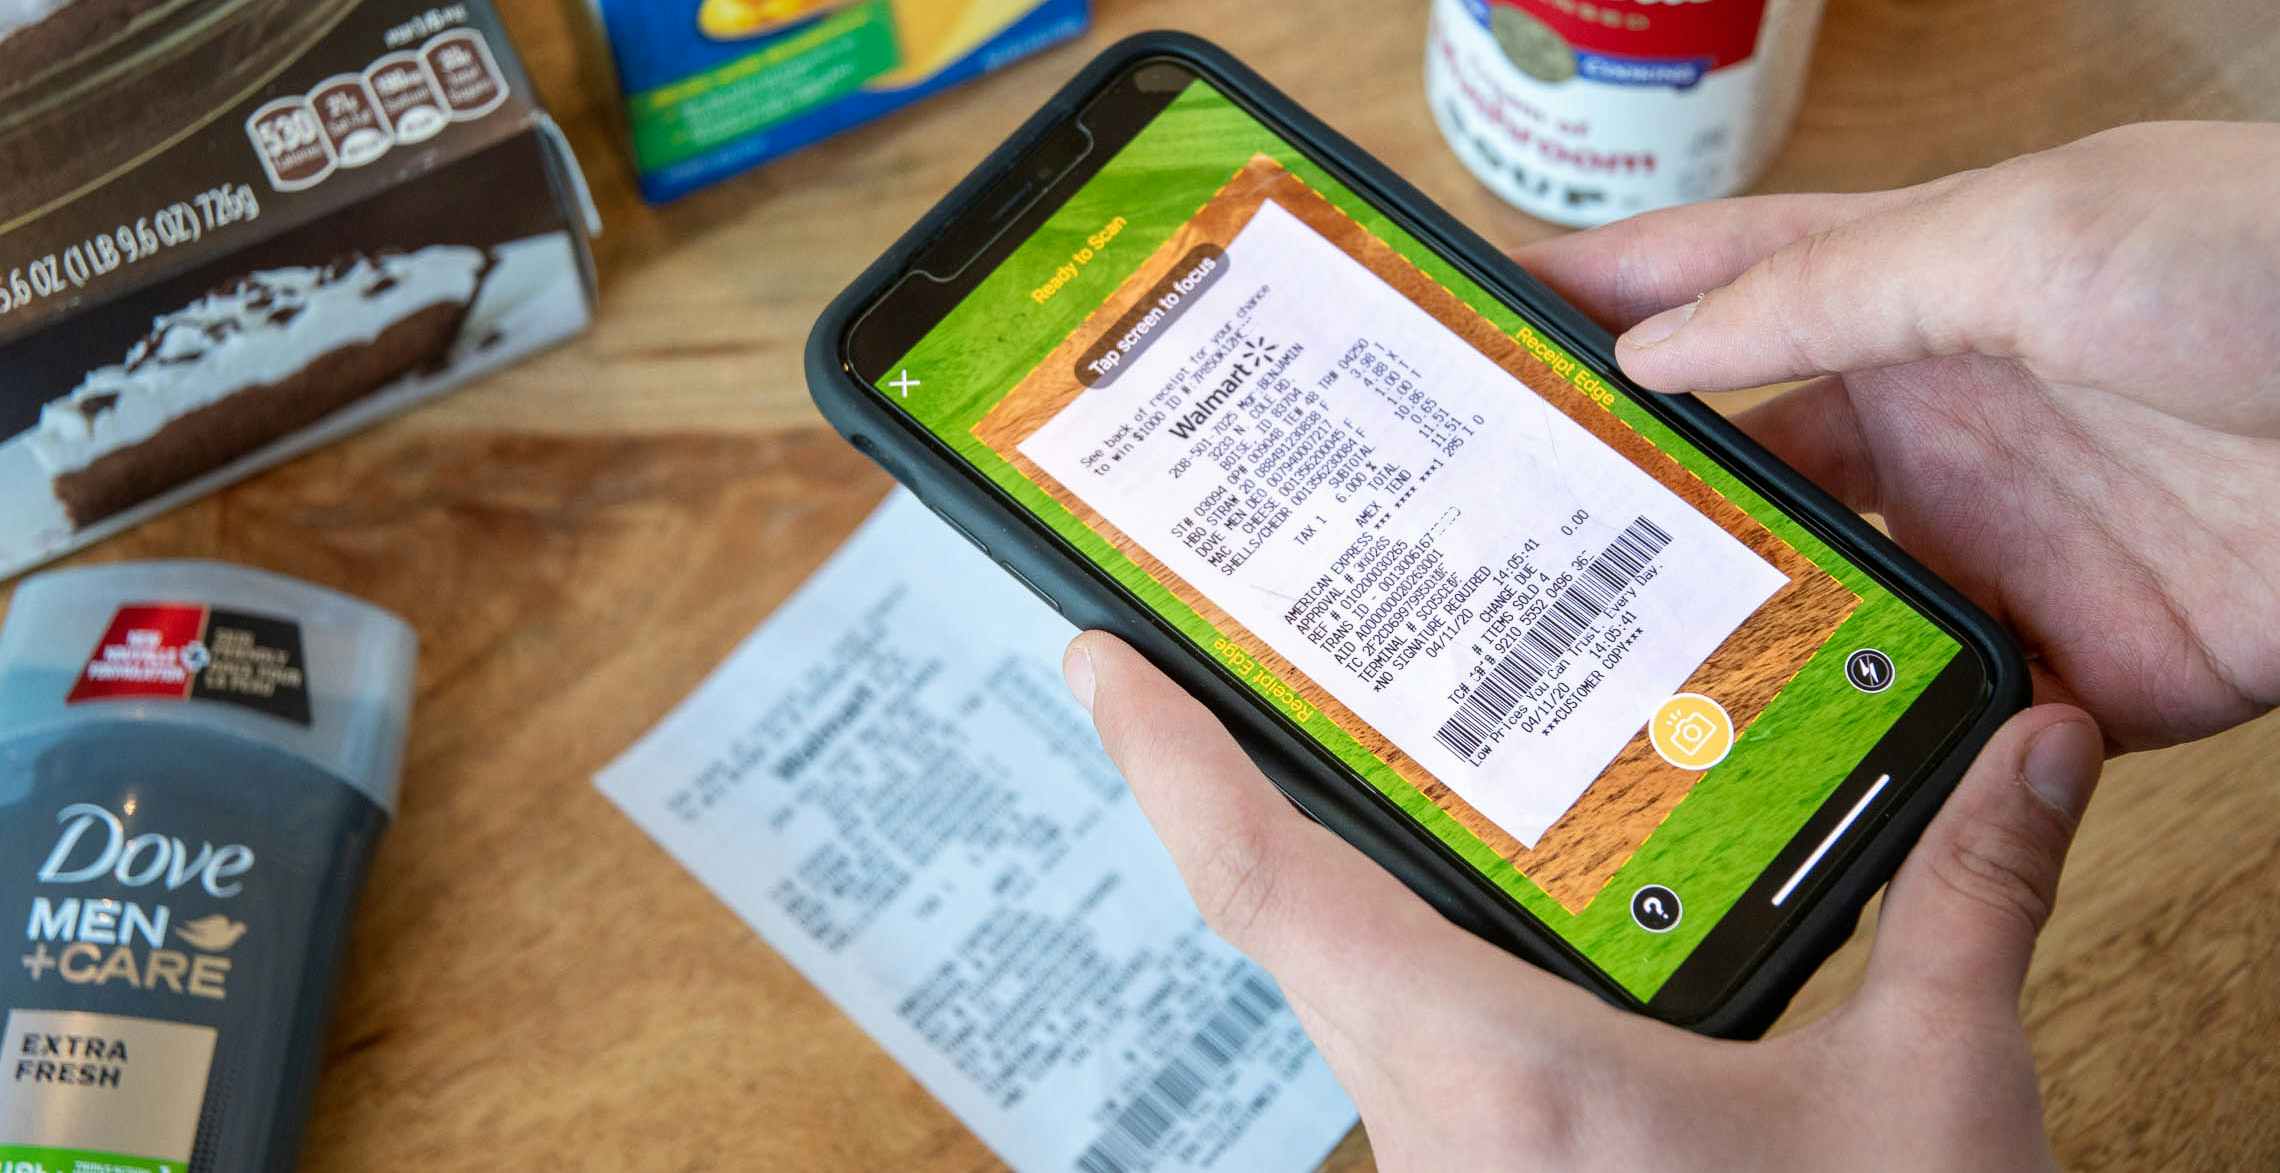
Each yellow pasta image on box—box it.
[595,0,1091,201]
[872,0,1043,86]
[698,0,862,41]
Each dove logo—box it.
[37,802,257,898]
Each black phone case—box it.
[804,31,2029,1039]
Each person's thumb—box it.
[1862,705,2103,1020]
[1612,191,2009,393]
[1062,631,1561,1050]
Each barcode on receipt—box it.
[1074,973,1288,1173]
[1433,516,1673,760]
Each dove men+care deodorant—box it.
[0,562,415,1173]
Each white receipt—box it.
[596,491,1356,1173]
[1021,199,1787,846]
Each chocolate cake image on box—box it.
[27,246,488,528]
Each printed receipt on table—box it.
[596,491,1356,1173]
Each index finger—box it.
[1512,187,1937,332]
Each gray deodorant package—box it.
[0,561,415,1172]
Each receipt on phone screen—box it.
[596,491,1356,1173]
[1018,198,1789,846]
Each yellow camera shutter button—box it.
[1650,693,1735,771]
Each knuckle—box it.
[1089,667,1195,768]
[1192,814,1284,948]
[1998,170,2109,268]
[1728,230,1838,373]
[1928,807,2067,935]
[1380,1034,1590,1163]
[1963,154,2123,338]
[1448,1074,1585,1162]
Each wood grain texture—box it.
[1,1,2273,1170]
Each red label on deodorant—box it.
[68,603,313,725]
[68,603,208,703]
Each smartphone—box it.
[806,33,2026,1036]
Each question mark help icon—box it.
[1631,885,1682,933]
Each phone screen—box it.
[845,62,1988,1011]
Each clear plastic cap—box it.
[0,560,418,814]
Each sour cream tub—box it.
[1426,0,1828,227]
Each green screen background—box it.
[878,81,1960,1000]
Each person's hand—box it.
[1064,634,2103,1171]
[1516,120,2280,752]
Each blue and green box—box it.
[592,0,1090,202]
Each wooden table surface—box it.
[7,1,2276,1168]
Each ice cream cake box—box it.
[588,0,1090,203]
[0,0,601,580]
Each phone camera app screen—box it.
[865,73,1966,1001]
